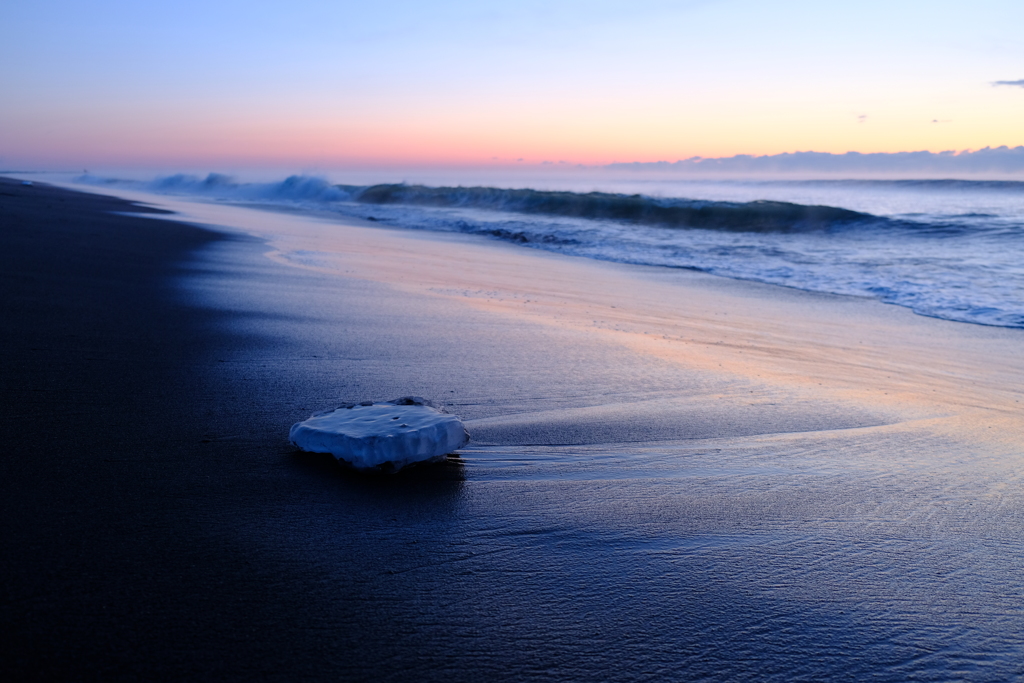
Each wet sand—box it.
[3,177,1024,681]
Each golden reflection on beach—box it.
[31,181,1024,682]
[76,185,1024,457]
[262,208,1020,435]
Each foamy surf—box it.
[75,172,1024,328]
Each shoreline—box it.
[4,177,1024,680]
[78,179,1019,428]
[33,170,1024,331]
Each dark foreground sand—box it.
[3,177,1024,681]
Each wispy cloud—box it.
[993,79,1024,87]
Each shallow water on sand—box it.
[255,428,1024,681]
[69,171,1024,328]
[163,201,1024,681]
[7,177,1023,682]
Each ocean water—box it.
[79,171,1024,328]
[43,172,1024,681]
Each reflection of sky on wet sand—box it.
[268,424,1024,679]
[86,184,1024,679]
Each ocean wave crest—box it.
[81,173,358,203]
[352,184,873,233]
[68,172,1024,329]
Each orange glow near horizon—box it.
[3,85,1023,170]
[4,1,1024,172]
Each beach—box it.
[3,177,1024,681]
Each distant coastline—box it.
[606,146,1024,177]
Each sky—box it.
[1,0,1022,170]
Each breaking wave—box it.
[149,173,355,202]
[73,172,1024,328]
[350,184,873,233]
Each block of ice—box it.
[289,397,470,472]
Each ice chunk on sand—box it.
[289,397,470,472]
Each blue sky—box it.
[2,0,1021,169]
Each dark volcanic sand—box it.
[0,179,273,678]
[3,178,1024,682]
